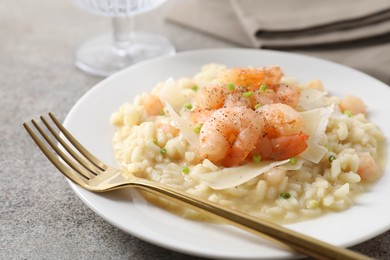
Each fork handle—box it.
[124,178,371,260]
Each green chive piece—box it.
[182,166,190,174]
[184,103,193,110]
[153,139,158,145]
[192,85,199,91]
[242,91,253,98]
[328,155,336,162]
[160,148,167,155]
[289,157,297,165]
[252,154,261,163]
[280,192,291,199]
[254,103,262,110]
[193,123,202,134]
[343,109,353,117]
[306,199,319,209]
[259,84,267,92]
[159,110,165,116]
[226,83,235,91]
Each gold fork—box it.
[23,113,371,260]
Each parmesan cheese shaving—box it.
[200,159,290,190]
[277,158,305,171]
[300,105,334,163]
[165,103,199,149]
[298,88,327,110]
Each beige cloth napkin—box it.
[167,0,253,47]
[166,0,390,84]
[167,0,390,49]
[231,0,390,48]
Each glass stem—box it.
[112,16,134,52]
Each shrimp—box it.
[269,84,301,108]
[199,106,262,167]
[157,123,179,137]
[198,103,308,166]
[192,85,251,123]
[216,66,283,91]
[222,86,253,108]
[357,153,380,182]
[190,108,215,124]
[195,84,228,110]
[142,94,164,116]
[251,84,301,108]
[191,83,300,123]
[195,84,254,109]
[339,95,367,115]
[252,103,308,160]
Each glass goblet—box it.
[74,0,175,77]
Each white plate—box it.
[64,48,390,259]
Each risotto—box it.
[110,64,386,223]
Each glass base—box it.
[75,32,175,77]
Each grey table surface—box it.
[1,0,389,259]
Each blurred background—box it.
[1,0,389,259]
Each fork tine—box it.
[48,112,107,171]
[23,122,89,186]
[29,119,93,180]
[40,115,101,176]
